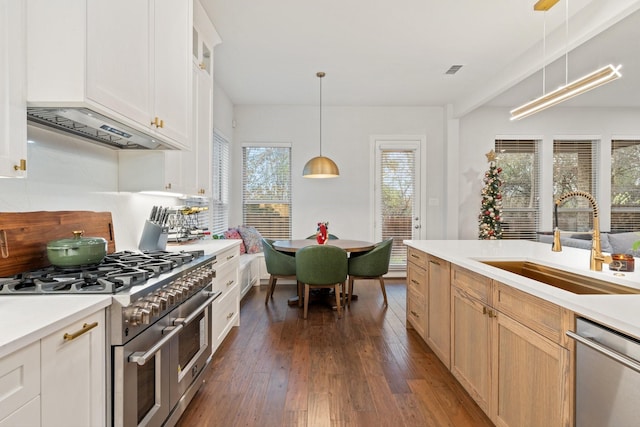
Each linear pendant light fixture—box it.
[303,72,340,178]
[510,64,622,120]
[511,0,622,120]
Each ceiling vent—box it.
[445,65,463,75]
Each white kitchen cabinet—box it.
[211,245,240,353]
[0,0,27,178]
[26,0,193,150]
[119,2,220,195]
[0,341,40,426]
[118,150,183,193]
[41,310,106,427]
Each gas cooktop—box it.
[0,250,206,295]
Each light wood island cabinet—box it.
[406,247,427,339]
[426,255,451,368]
[408,247,575,427]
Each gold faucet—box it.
[553,191,612,271]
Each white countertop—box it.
[404,239,640,340]
[0,295,112,359]
[0,239,241,359]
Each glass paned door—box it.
[374,139,422,270]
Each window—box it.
[611,139,640,232]
[495,139,540,240]
[553,139,599,231]
[242,143,292,239]
[211,130,230,235]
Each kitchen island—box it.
[404,239,640,427]
[405,239,640,339]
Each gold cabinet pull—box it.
[63,322,98,341]
[226,312,235,320]
[0,229,8,258]
[158,119,164,128]
[13,159,26,171]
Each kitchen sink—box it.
[481,260,640,295]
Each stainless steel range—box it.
[1,249,221,427]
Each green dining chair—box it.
[295,245,348,319]
[262,238,298,304]
[347,238,394,307]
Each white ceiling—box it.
[202,0,640,117]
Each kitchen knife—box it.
[155,206,163,223]
[150,206,158,222]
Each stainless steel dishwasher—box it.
[567,317,640,427]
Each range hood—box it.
[26,107,175,150]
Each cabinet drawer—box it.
[407,247,428,269]
[0,341,40,421]
[451,265,491,304]
[212,282,239,352]
[211,246,240,270]
[407,288,426,338]
[407,263,426,298]
[0,395,40,427]
[494,281,572,346]
[212,255,238,297]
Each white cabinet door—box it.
[0,0,27,178]
[195,66,213,196]
[40,310,106,427]
[153,0,192,149]
[86,0,151,128]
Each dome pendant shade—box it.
[303,71,339,178]
[302,156,340,178]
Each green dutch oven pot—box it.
[47,230,107,267]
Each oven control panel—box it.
[123,261,215,328]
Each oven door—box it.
[113,321,176,427]
[169,288,214,408]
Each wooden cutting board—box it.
[0,211,116,277]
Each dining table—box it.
[272,239,376,306]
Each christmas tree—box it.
[478,150,503,239]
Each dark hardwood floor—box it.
[177,280,494,427]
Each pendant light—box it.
[510,0,622,120]
[303,72,340,178]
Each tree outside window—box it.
[242,144,292,239]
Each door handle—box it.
[566,330,640,373]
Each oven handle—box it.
[129,325,183,366]
[173,290,221,327]
[566,330,640,373]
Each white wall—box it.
[0,125,182,251]
[458,106,640,239]
[230,105,446,241]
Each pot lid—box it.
[47,231,107,249]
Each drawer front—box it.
[212,256,239,297]
[0,395,40,427]
[407,247,428,269]
[211,246,240,271]
[0,341,40,421]
[407,288,426,339]
[451,265,491,304]
[212,282,240,352]
[494,281,571,346]
[407,262,427,299]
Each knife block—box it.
[138,220,168,251]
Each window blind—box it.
[611,139,640,232]
[242,144,292,239]
[378,149,416,269]
[211,130,230,236]
[553,139,599,231]
[495,139,540,240]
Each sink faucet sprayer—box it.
[553,191,612,271]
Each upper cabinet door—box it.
[86,0,151,129]
[0,0,27,178]
[153,0,193,148]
